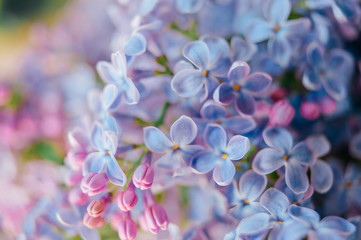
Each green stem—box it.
[124,149,147,189]
[154,102,170,127]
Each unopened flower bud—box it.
[144,203,169,234]
[87,199,106,217]
[269,100,295,126]
[319,97,337,115]
[83,213,106,229]
[66,149,88,169]
[68,187,88,206]
[133,164,154,190]
[81,172,108,196]
[117,190,138,212]
[300,102,320,120]
[118,218,137,240]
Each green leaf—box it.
[23,140,64,164]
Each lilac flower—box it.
[191,124,250,186]
[230,36,257,62]
[83,122,126,186]
[306,135,333,193]
[280,205,356,240]
[96,51,140,109]
[302,42,354,100]
[245,0,311,66]
[197,100,256,135]
[236,188,294,239]
[275,176,313,207]
[144,115,203,170]
[171,36,231,100]
[252,127,315,193]
[349,132,361,160]
[175,0,203,14]
[227,170,267,219]
[213,61,272,115]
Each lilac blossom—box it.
[213,61,272,115]
[191,124,250,186]
[252,127,315,193]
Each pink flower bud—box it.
[66,170,83,186]
[133,164,154,190]
[319,97,337,115]
[118,218,138,240]
[144,203,169,234]
[66,149,88,169]
[81,173,108,196]
[87,199,106,217]
[117,190,138,212]
[300,102,320,120]
[269,100,295,127]
[270,88,287,102]
[68,187,88,206]
[83,213,106,229]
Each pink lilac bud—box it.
[68,187,88,206]
[83,213,106,229]
[300,102,320,120]
[118,218,138,240]
[133,164,154,190]
[319,97,337,115]
[66,170,83,186]
[269,100,295,127]
[87,199,106,217]
[81,172,108,196]
[270,88,287,102]
[144,203,169,234]
[117,189,138,212]
[66,149,88,169]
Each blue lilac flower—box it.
[245,0,311,66]
[171,36,231,100]
[96,51,140,109]
[227,170,267,219]
[83,122,126,186]
[252,127,315,193]
[350,132,361,160]
[191,124,250,186]
[302,42,354,100]
[196,100,256,135]
[275,176,313,207]
[213,61,272,115]
[230,36,257,62]
[144,115,203,170]
[280,204,356,240]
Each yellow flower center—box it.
[233,84,241,91]
[283,155,289,161]
[274,25,281,32]
[172,144,179,150]
[277,221,283,224]
[202,70,208,77]
[243,199,249,204]
[215,119,221,124]
[106,150,111,155]
[221,153,228,159]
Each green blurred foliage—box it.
[23,140,64,164]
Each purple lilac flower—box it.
[227,170,267,219]
[252,127,315,193]
[83,122,126,186]
[281,205,356,240]
[171,36,230,100]
[302,42,354,100]
[213,61,272,115]
[246,0,311,66]
[96,51,140,109]
[144,115,203,170]
[350,132,361,160]
[191,124,250,186]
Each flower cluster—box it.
[1,0,361,239]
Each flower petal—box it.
[213,83,235,105]
[243,73,272,93]
[231,36,257,62]
[246,19,273,43]
[311,160,333,193]
[171,69,205,97]
[124,32,147,56]
[200,100,227,120]
[175,0,203,14]
[102,84,119,110]
[111,51,127,76]
[201,36,230,65]
[290,142,315,166]
[252,148,284,174]
[288,204,320,225]
[96,61,120,85]
[263,127,293,152]
[235,91,256,115]
[143,127,172,153]
[267,36,292,67]
[306,42,325,68]
[236,212,270,235]
[213,159,235,186]
[302,67,322,90]
[122,77,140,105]
[319,216,356,235]
[285,161,309,194]
[283,18,311,38]
[260,188,289,216]
[182,41,210,69]
[79,225,101,240]
[222,116,256,134]
[239,170,267,201]
[170,115,197,145]
[306,135,330,158]
[226,135,250,160]
[90,122,105,151]
[56,209,80,226]
[84,152,107,174]
[228,61,250,84]
[191,151,218,173]
[263,0,291,25]
[323,77,346,100]
[204,124,227,151]
[106,155,126,186]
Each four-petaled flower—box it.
[191,124,250,186]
